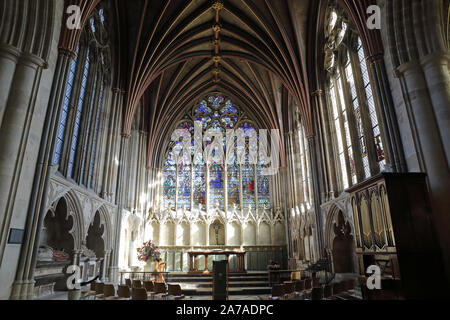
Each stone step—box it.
[166,276,269,283]
[181,286,272,296]
[193,281,269,288]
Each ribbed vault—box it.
[58,0,383,170]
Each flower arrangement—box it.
[137,240,161,262]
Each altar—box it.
[187,250,246,273]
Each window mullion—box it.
[326,86,344,193]
[341,59,365,183]
[76,57,98,185]
[62,45,87,178]
[350,50,379,176]
[334,76,353,189]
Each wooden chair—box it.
[324,284,333,299]
[167,284,185,300]
[143,281,155,299]
[117,285,131,300]
[304,278,312,299]
[153,282,167,300]
[283,282,296,300]
[311,287,323,300]
[95,282,105,299]
[84,282,97,299]
[294,280,305,299]
[131,287,148,300]
[269,284,285,300]
[344,279,355,292]
[125,278,132,288]
[304,278,312,290]
[312,277,320,288]
[332,282,343,296]
[132,279,142,289]
[103,284,116,300]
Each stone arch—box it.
[41,197,74,255]
[94,205,112,251]
[86,211,105,259]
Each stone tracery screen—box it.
[162,95,271,212]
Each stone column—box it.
[396,61,450,282]
[102,250,111,282]
[175,164,179,211]
[224,165,228,213]
[420,52,450,162]
[253,164,258,213]
[190,165,194,210]
[205,164,210,213]
[109,134,130,283]
[0,44,21,126]
[238,165,244,211]
[307,137,324,259]
[368,56,407,172]
[2,50,54,300]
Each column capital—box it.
[58,47,77,60]
[311,90,323,97]
[0,43,21,63]
[366,52,384,65]
[18,52,46,69]
[420,51,450,69]
[395,59,423,78]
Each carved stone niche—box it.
[347,173,449,299]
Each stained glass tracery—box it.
[162,94,270,211]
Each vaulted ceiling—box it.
[59,0,380,169]
[111,0,312,168]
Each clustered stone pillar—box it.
[3,47,61,300]
[109,134,130,283]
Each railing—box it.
[153,245,287,272]
[119,271,170,285]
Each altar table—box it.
[187,250,246,273]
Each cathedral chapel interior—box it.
[0,0,449,301]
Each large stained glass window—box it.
[68,48,90,178]
[54,45,79,165]
[161,95,271,212]
[324,6,388,194]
